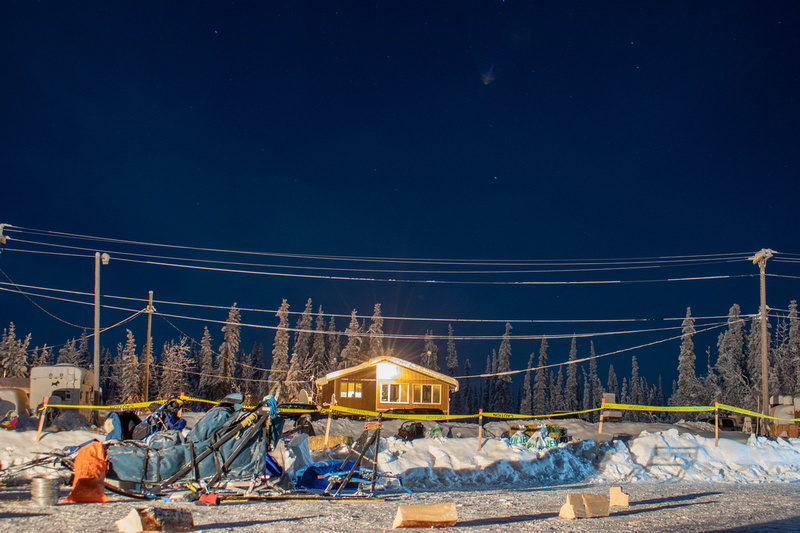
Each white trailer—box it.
[29,365,94,410]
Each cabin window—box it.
[380,383,409,404]
[341,381,362,399]
[412,384,441,404]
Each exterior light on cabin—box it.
[376,362,402,380]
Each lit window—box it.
[412,384,441,405]
[341,381,362,398]
[380,383,408,404]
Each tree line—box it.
[1,299,798,419]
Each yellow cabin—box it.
[315,356,459,414]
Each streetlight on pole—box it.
[94,252,110,405]
[749,248,774,436]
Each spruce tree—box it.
[286,299,313,400]
[58,338,79,366]
[607,365,619,399]
[482,352,494,411]
[446,325,460,413]
[589,341,603,420]
[76,330,91,369]
[198,327,216,400]
[339,310,362,369]
[308,307,328,393]
[492,323,513,413]
[673,307,700,407]
[461,358,473,414]
[520,350,534,415]
[420,331,440,371]
[716,304,748,408]
[533,338,549,414]
[159,337,191,399]
[565,336,580,411]
[117,329,140,403]
[582,367,592,412]
[362,304,385,360]
[325,318,341,374]
[216,303,241,398]
[0,323,30,378]
[100,346,116,403]
[789,300,800,395]
[238,347,255,404]
[268,300,290,398]
[551,366,564,412]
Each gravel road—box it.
[2,481,800,532]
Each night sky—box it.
[1,2,799,391]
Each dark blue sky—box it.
[1,1,799,389]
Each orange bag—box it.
[66,440,110,503]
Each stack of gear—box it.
[104,394,284,496]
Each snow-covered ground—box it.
[2,415,799,488]
[3,416,800,532]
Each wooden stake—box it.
[595,398,605,456]
[715,402,719,447]
[36,397,49,443]
[477,408,484,451]
[324,394,335,448]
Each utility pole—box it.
[749,248,775,435]
[142,291,155,402]
[93,252,110,404]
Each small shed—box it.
[315,356,459,414]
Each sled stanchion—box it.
[35,397,49,443]
[715,402,719,447]
[477,409,483,451]
[596,398,605,457]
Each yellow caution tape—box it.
[38,399,168,411]
[717,403,800,422]
[603,403,715,413]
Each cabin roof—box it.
[316,355,459,391]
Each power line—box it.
[8,225,757,266]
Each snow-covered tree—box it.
[716,304,748,408]
[216,303,241,398]
[482,352,494,411]
[520,350,534,415]
[339,310,362,369]
[565,336,580,411]
[492,323,513,413]
[673,307,701,407]
[420,331,440,371]
[58,338,79,366]
[159,337,191,399]
[607,364,619,399]
[308,306,328,388]
[533,337,549,414]
[0,322,30,378]
[551,367,564,412]
[588,341,603,420]
[362,304,385,360]
[198,327,217,401]
[325,318,340,374]
[268,300,290,398]
[76,330,91,369]
[789,300,800,395]
[117,329,140,404]
[238,347,255,404]
[446,325,460,412]
[100,346,117,403]
[460,358,473,414]
[286,299,313,400]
